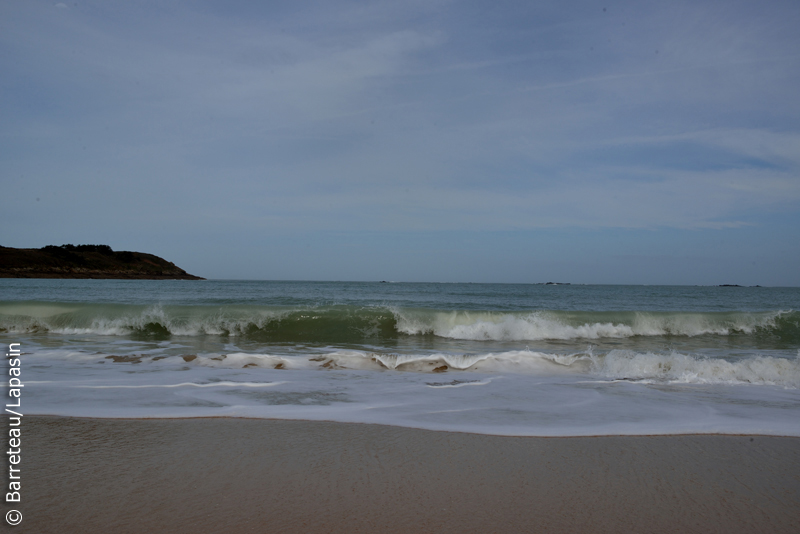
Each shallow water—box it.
[2,280,799,436]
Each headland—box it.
[0,245,204,280]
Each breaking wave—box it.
[592,349,800,387]
[71,347,800,388]
[1,301,798,343]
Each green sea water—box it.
[2,279,799,436]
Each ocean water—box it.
[2,279,799,436]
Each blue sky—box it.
[2,0,799,284]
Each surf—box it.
[2,301,797,344]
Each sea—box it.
[2,279,799,436]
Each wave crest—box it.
[395,309,795,341]
[82,347,800,388]
[1,302,796,343]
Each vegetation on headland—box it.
[0,244,204,280]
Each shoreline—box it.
[13,416,800,533]
[20,413,800,439]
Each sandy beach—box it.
[9,416,799,533]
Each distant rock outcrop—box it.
[0,244,205,280]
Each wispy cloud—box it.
[2,0,799,283]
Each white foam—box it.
[194,352,293,369]
[371,352,492,370]
[2,304,790,343]
[15,342,800,437]
[7,304,291,337]
[595,350,800,388]
[393,310,787,341]
[396,311,635,340]
[426,378,500,388]
[77,381,286,389]
[21,362,800,437]
[23,343,799,388]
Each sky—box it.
[1,0,799,285]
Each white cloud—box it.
[2,0,799,283]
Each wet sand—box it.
[9,416,800,533]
